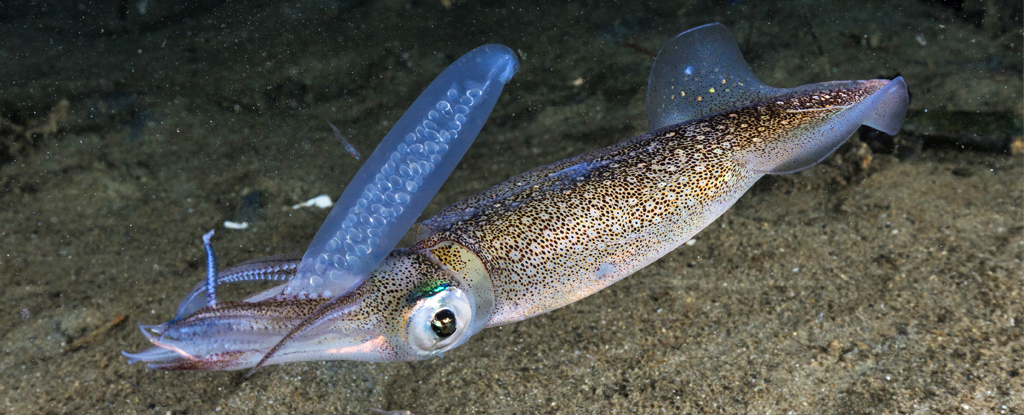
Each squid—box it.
[123,23,908,374]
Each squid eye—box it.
[430,309,457,338]
[406,287,474,355]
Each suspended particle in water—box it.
[328,121,362,161]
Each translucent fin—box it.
[172,254,300,321]
[755,77,909,175]
[861,77,909,135]
[646,22,788,131]
[287,45,519,298]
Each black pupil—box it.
[430,309,457,338]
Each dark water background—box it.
[1,0,1021,413]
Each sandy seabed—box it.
[1,0,1021,413]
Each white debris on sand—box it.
[223,221,250,230]
[291,194,333,210]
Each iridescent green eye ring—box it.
[408,279,451,303]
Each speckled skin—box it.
[124,79,897,371]
[415,80,890,326]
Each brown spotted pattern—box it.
[428,243,470,273]
[415,80,890,325]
